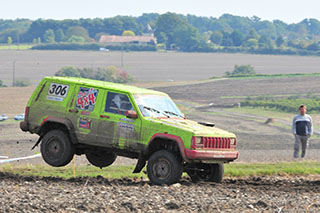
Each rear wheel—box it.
[147,150,183,185]
[41,130,74,167]
[186,163,224,183]
[85,151,117,168]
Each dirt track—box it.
[1,172,319,212]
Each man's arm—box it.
[292,116,296,135]
[309,115,313,136]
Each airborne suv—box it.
[20,77,238,184]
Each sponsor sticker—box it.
[118,122,134,138]
[79,118,91,129]
[76,87,98,111]
[46,95,64,102]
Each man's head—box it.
[299,105,306,115]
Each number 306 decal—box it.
[48,83,69,97]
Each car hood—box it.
[150,117,236,137]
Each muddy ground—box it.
[1,172,320,212]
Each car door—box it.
[97,91,142,150]
[66,85,103,146]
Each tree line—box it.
[0,13,320,54]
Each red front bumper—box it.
[184,149,239,161]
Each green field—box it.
[0,45,32,50]
[1,161,319,179]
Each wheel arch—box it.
[39,117,79,144]
[146,133,187,162]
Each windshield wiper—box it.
[143,106,169,118]
[164,110,184,118]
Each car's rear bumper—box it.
[184,149,239,162]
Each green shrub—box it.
[14,80,31,87]
[31,43,156,51]
[225,64,256,76]
[241,98,320,113]
[55,65,134,83]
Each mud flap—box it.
[133,154,146,173]
[31,136,43,150]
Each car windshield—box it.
[133,94,184,118]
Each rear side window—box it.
[105,92,133,115]
[75,87,99,111]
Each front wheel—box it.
[40,130,75,167]
[147,150,183,185]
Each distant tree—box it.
[7,36,12,45]
[276,35,284,47]
[231,30,244,46]
[55,29,65,42]
[258,35,273,49]
[210,31,223,45]
[37,37,41,44]
[67,35,85,43]
[225,64,256,76]
[173,24,201,51]
[154,12,186,47]
[157,32,168,44]
[66,26,90,41]
[122,30,135,36]
[221,32,233,46]
[32,38,37,44]
[246,29,259,40]
[43,29,55,43]
[306,42,320,51]
[242,39,258,48]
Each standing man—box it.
[292,105,313,158]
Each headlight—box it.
[191,136,203,149]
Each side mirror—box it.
[126,110,138,119]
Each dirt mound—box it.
[1,172,320,212]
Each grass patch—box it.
[225,161,320,177]
[212,73,320,80]
[0,45,33,50]
[0,164,147,179]
[1,161,320,179]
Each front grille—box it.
[202,137,231,149]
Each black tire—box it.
[186,163,224,183]
[85,151,117,168]
[210,164,224,183]
[147,150,183,185]
[40,130,74,167]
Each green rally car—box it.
[20,76,238,185]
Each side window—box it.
[105,92,133,115]
[75,87,99,111]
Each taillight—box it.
[24,106,30,121]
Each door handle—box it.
[69,109,79,113]
[100,115,110,119]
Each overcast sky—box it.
[2,0,319,24]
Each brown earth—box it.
[155,76,320,105]
[1,50,320,85]
[1,172,320,212]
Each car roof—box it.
[44,76,167,95]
